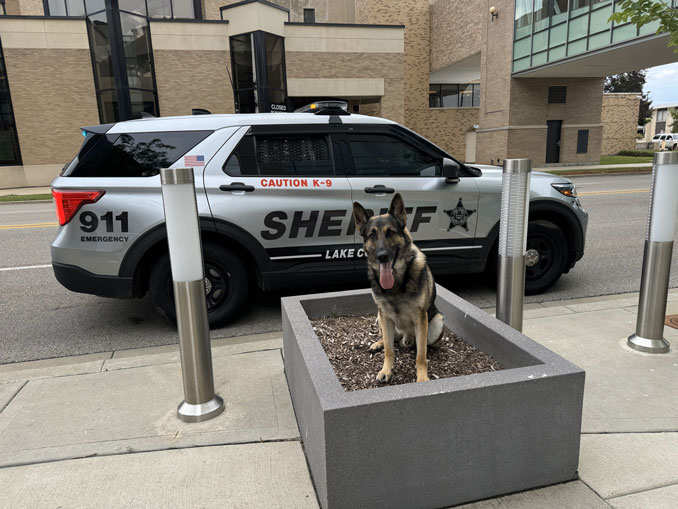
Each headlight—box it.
[551,182,577,198]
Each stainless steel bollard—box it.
[496,159,532,332]
[628,151,678,354]
[160,167,225,422]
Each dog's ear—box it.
[388,193,407,228]
[353,201,371,238]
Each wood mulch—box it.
[310,313,503,392]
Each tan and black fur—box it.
[353,193,444,383]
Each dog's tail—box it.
[427,313,444,345]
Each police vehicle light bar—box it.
[296,101,350,115]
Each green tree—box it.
[604,70,653,124]
[671,108,678,133]
[609,0,678,51]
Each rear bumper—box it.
[52,262,134,299]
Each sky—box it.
[644,61,678,107]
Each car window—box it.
[345,133,441,177]
[63,131,211,177]
[224,133,333,176]
[660,135,666,140]
[223,135,258,176]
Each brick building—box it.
[0,0,673,188]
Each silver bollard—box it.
[160,167,225,422]
[628,151,678,354]
[496,159,532,332]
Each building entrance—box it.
[546,120,562,164]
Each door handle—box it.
[364,185,395,194]
[220,182,254,192]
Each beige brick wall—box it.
[285,51,404,123]
[414,108,479,160]
[4,48,98,166]
[430,0,482,72]
[153,50,235,116]
[17,0,44,15]
[5,0,21,15]
[601,93,640,155]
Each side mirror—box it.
[442,158,460,184]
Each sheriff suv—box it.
[51,103,588,328]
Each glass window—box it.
[129,89,157,118]
[96,90,120,123]
[612,23,636,43]
[533,29,548,51]
[85,0,105,13]
[514,36,532,58]
[472,84,480,107]
[147,0,171,18]
[119,0,147,15]
[304,8,315,23]
[567,37,587,55]
[172,0,194,19]
[64,131,211,177]
[571,0,590,15]
[265,34,285,92]
[549,44,566,61]
[120,13,154,91]
[590,2,612,32]
[88,13,116,91]
[588,31,609,50]
[550,22,567,46]
[532,50,548,66]
[66,0,85,16]
[552,0,568,24]
[429,85,441,108]
[48,0,67,16]
[533,0,550,31]
[255,134,333,176]
[459,84,474,107]
[568,13,589,40]
[231,34,255,93]
[346,134,440,177]
[223,135,258,176]
[515,0,533,39]
[657,109,667,122]
[441,84,459,107]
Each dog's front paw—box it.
[376,369,393,383]
[369,339,384,352]
[416,374,430,383]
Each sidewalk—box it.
[1,291,677,508]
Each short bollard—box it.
[496,159,532,332]
[160,167,225,422]
[628,151,678,354]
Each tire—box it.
[524,220,568,295]
[148,243,249,328]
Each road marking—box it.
[0,208,55,215]
[0,264,51,272]
[0,222,58,230]
[579,188,649,196]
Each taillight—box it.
[52,190,105,226]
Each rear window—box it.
[63,131,212,177]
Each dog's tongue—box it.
[379,263,394,290]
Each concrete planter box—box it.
[282,285,585,509]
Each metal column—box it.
[496,159,532,332]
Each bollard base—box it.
[177,395,225,422]
[627,334,670,354]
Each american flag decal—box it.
[184,155,205,166]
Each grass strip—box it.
[0,194,53,203]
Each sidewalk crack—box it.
[0,380,28,416]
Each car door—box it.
[334,124,481,277]
[203,123,356,290]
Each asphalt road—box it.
[1,172,675,364]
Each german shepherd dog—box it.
[353,193,444,383]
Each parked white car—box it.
[651,134,678,150]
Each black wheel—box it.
[148,243,249,328]
[524,220,568,295]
